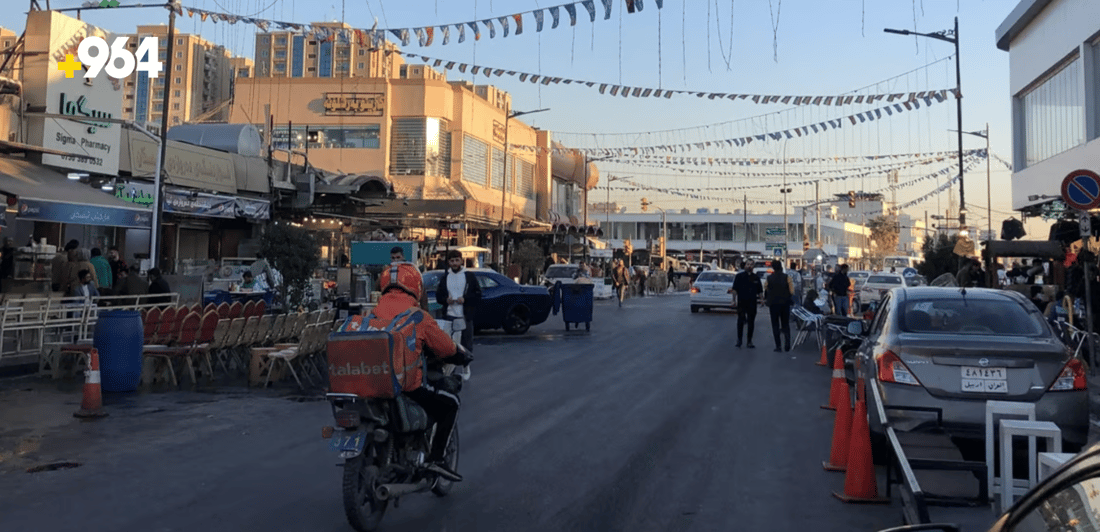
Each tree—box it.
[866,216,900,270]
[259,223,321,311]
[511,240,545,285]
[919,233,961,280]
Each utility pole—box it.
[743,195,749,258]
[815,181,821,246]
[154,0,178,270]
[500,107,549,267]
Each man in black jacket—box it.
[732,259,763,348]
[436,250,482,353]
[764,261,795,352]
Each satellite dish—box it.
[221,266,235,278]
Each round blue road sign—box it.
[1061,170,1100,211]
[902,267,918,278]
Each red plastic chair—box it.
[143,307,161,344]
[253,299,266,316]
[216,302,231,320]
[228,301,243,320]
[154,307,177,345]
[242,300,256,319]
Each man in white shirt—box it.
[436,250,482,353]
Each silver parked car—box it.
[854,286,1088,447]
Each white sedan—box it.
[690,270,738,313]
[859,273,905,311]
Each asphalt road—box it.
[0,292,902,532]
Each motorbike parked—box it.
[322,321,471,532]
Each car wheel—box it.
[690,305,699,313]
[503,305,531,335]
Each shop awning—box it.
[0,157,152,228]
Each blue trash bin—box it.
[560,283,594,331]
[93,310,144,392]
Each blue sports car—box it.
[423,269,552,335]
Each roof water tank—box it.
[167,124,263,157]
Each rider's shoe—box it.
[425,462,463,482]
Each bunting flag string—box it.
[394,50,956,107]
[508,93,954,156]
[601,151,982,179]
[176,0,655,48]
[605,151,984,199]
[597,149,976,167]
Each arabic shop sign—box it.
[114,182,155,208]
[493,120,506,145]
[129,136,237,194]
[59,93,112,134]
[18,199,151,228]
[323,92,385,116]
[163,190,237,218]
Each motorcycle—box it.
[322,323,471,532]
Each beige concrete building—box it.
[120,26,250,129]
[0,27,21,80]
[253,22,402,79]
[229,62,547,233]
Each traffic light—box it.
[848,190,856,208]
[803,239,810,252]
[641,197,649,212]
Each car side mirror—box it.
[847,320,865,336]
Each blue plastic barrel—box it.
[93,310,144,392]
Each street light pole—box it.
[499,107,549,267]
[953,125,992,284]
[885,17,965,233]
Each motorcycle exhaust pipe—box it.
[374,480,433,501]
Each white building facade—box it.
[996,0,1100,211]
[599,212,870,263]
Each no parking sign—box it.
[1060,169,1100,211]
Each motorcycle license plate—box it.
[329,431,367,454]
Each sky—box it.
[7,0,1047,239]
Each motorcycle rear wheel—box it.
[342,455,388,531]
[431,424,460,497]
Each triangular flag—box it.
[498,17,510,38]
[458,63,467,73]
[424,27,434,46]
[482,19,496,39]
[581,0,597,22]
[471,66,480,75]
[468,22,480,41]
[520,73,529,82]
[601,0,614,19]
[513,14,523,35]
[456,23,466,43]
[626,0,637,13]
[599,83,607,94]
[534,10,545,32]
[564,4,578,26]
[610,85,620,96]
[440,26,450,45]
[549,6,561,29]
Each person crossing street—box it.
[764,260,794,352]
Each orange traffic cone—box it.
[816,343,829,366]
[74,349,107,419]
[821,349,846,410]
[833,398,888,503]
[823,389,852,472]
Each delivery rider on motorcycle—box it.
[373,262,471,482]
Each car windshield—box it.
[901,298,1046,336]
[884,258,912,269]
[851,272,870,279]
[546,266,577,278]
[696,272,735,284]
[867,275,903,285]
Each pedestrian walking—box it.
[829,264,852,317]
[436,249,482,354]
[612,259,629,307]
[667,262,676,292]
[765,261,794,352]
[732,259,763,348]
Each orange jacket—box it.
[368,291,457,364]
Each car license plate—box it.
[961,366,1007,393]
[329,431,367,453]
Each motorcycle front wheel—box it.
[431,423,460,497]
[342,454,388,531]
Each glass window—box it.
[275,36,287,46]
[901,297,1046,336]
[1022,56,1084,167]
[318,41,333,77]
[270,125,380,150]
[173,90,181,97]
[390,118,427,175]
[274,63,286,72]
[491,147,505,190]
[175,51,182,59]
[713,223,733,240]
[462,135,489,186]
[291,35,304,77]
[519,160,535,198]
[696,272,735,284]
[274,50,286,59]
[477,275,499,289]
[176,38,183,46]
[867,275,903,285]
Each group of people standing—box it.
[47,239,170,302]
[731,259,799,352]
[609,259,659,307]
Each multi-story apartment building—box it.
[0,27,21,80]
[252,22,401,79]
[120,26,251,129]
